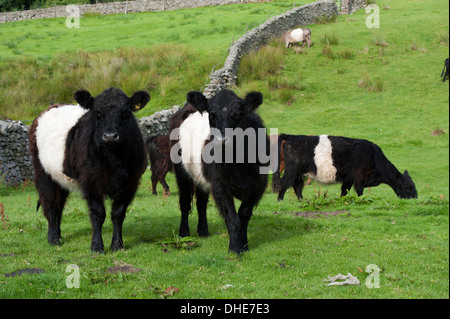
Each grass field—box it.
[0,0,449,300]
[0,0,311,120]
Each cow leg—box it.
[340,181,352,197]
[175,167,194,237]
[86,195,106,253]
[353,178,365,197]
[151,173,158,195]
[293,176,305,199]
[237,200,255,252]
[278,171,298,201]
[36,173,68,245]
[196,187,209,237]
[213,190,241,254]
[110,198,131,252]
[160,174,170,196]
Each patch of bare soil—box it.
[293,210,350,218]
[106,261,141,274]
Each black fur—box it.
[29,87,150,252]
[275,134,417,200]
[169,89,269,254]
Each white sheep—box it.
[283,28,312,49]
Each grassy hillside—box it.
[0,0,448,300]
[0,0,312,120]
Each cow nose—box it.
[102,132,119,143]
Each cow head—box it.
[74,87,150,145]
[396,170,418,199]
[186,89,263,144]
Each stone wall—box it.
[0,0,254,23]
[203,0,338,97]
[340,0,366,14]
[0,120,34,186]
[138,105,180,142]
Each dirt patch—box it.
[293,210,349,218]
[431,129,445,136]
[4,268,45,277]
[106,261,141,274]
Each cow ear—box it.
[74,90,94,110]
[187,91,208,113]
[130,91,150,111]
[403,170,410,176]
[244,92,263,112]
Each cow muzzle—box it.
[102,132,120,143]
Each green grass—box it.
[0,0,314,121]
[0,0,449,299]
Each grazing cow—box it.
[270,134,284,192]
[28,87,150,252]
[441,58,449,82]
[146,134,172,195]
[169,89,269,254]
[275,134,417,201]
[283,28,312,49]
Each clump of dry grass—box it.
[358,72,384,92]
[238,41,285,82]
[0,44,214,120]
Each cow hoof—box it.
[48,237,61,246]
[91,243,104,254]
[111,243,123,252]
[198,230,210,237]
[179,230,190,238]
[240,244,249,253]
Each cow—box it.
[441,58,449,82]
[270,134,284,192]
[146,134,172,195]
[169,89,270,254]
[28,87,150,253]
[274,134,417,201]
[283,28,312,49]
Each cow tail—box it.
[271,134,285,193]
[36,199,41,212]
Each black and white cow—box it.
[275,134,417,200]
[28,87,150,252]
[169,89,269,254]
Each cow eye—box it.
[96,111,103,120]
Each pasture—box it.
[0,0,449,301]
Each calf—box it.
[275,134,417,201]
[28,87,150,252]
[169,89,269,254]
[146,134,172,195]
[441,58,449,82]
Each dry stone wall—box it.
[0,0,253,23]
[0,120,34,186]
[203,0,338,98]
